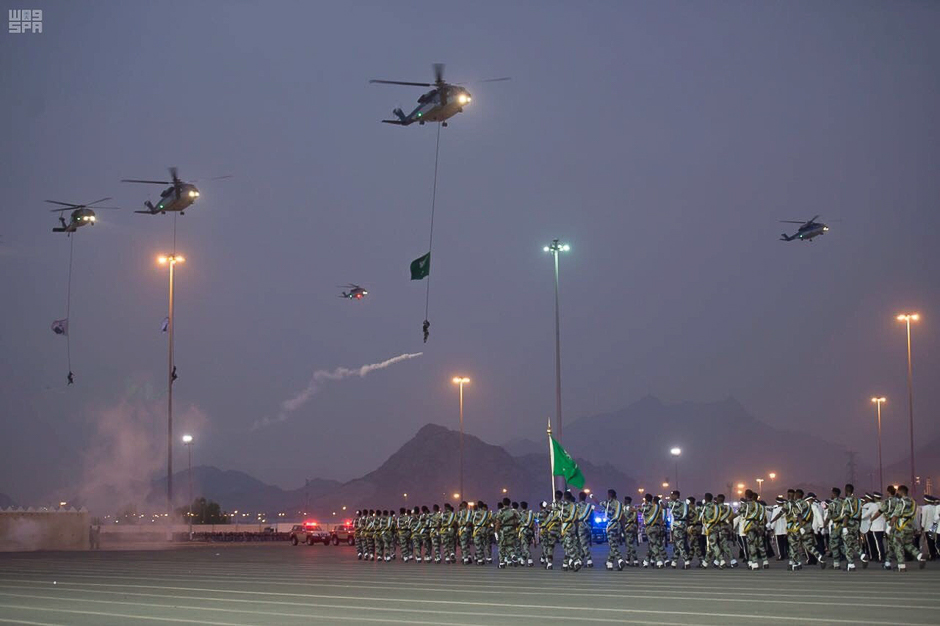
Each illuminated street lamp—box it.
[768,472,776,481]
[452,376,470,504]
[158,253,184,516]
[756,478,764,498]
[670,447,681,490]
[896,313,919,494]
[543,239,570,488]
[638,488,645,494]
[871,397,887,492]
[182,434,194,537]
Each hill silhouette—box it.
[308,424,636,511]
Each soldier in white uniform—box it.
[920,495,938,559]
[771,496,788,560]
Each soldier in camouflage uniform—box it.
[598,489,626,570]
[373,510,387,561]
[667,491,691,569]
[382,510,397,562]
[428,504,443,563]
[641,493,667,568]
[686,496,704,567]
[538,500,559,569]
[495,497,520,568]
[560,491,582,571]
[457,501,473,564]
[841,484,863,571]
[440,502,457,563]
[715,494,739,568]
[890,485,926,572]
[826,487,848,569]
[363,510,376,560]
[700,493,724,568]
[742,490,769,570]
[354,510,364,559]
[411,506,428,562]
[622,496,639,566]
[518,502,536,566]
[576,491,596,568]
[396,507,413,562]
[511,502,523,561]
[471,502,489,565]
[797,491,825,569]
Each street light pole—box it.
[756,478,764,499]
[182,434,193,537]
[452,377,470,501]
[159,254,184,517]
[544,240,569,490]
[896,314,919,495]
[670,447,681,491]
[871,397,886,493]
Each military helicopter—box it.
[370,63,509,127]
[339,284,368,300]
[780,216,829,241]
[121,167,229,215]
[46,197,120,234]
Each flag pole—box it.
[548,417,555,503]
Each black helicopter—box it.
[47,197,120,234]
[122,167,230,215]
[780,216,829,241]
[339,284,368,300]
[370,64,509,127]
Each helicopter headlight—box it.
[195,191,200,197]
[458,94,469,104]
[90,216,96,222]
[189,190,196,197]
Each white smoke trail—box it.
[252,352,423,430]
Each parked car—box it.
[330,523,355,546]
[289,522,330,546]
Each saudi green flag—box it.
[550,436,585,489]
[410,252,430,280]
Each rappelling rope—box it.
[65,234,74,375]
[425,122,442,320]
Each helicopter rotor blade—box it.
[433,63,445,84]
[191,175,233,183]
[456,77,512,85]
[370,79,433,87]
[807,215,820,224]
[84,197,113,207]
[169,167,180,184]
[122,179,171,185]
[45,200,82,208]
[779,220,808,224]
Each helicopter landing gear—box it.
[442,122,448,128]
[180,211,185,215]
[419,120,426,126]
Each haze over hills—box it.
[0,493,15,509]
[140,467,339,515]
[506,396,872,496]
[883,434,940,493]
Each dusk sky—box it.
[1,1,938,504]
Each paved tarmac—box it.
[0,544,937,625]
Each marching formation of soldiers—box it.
[351,483,937,573]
